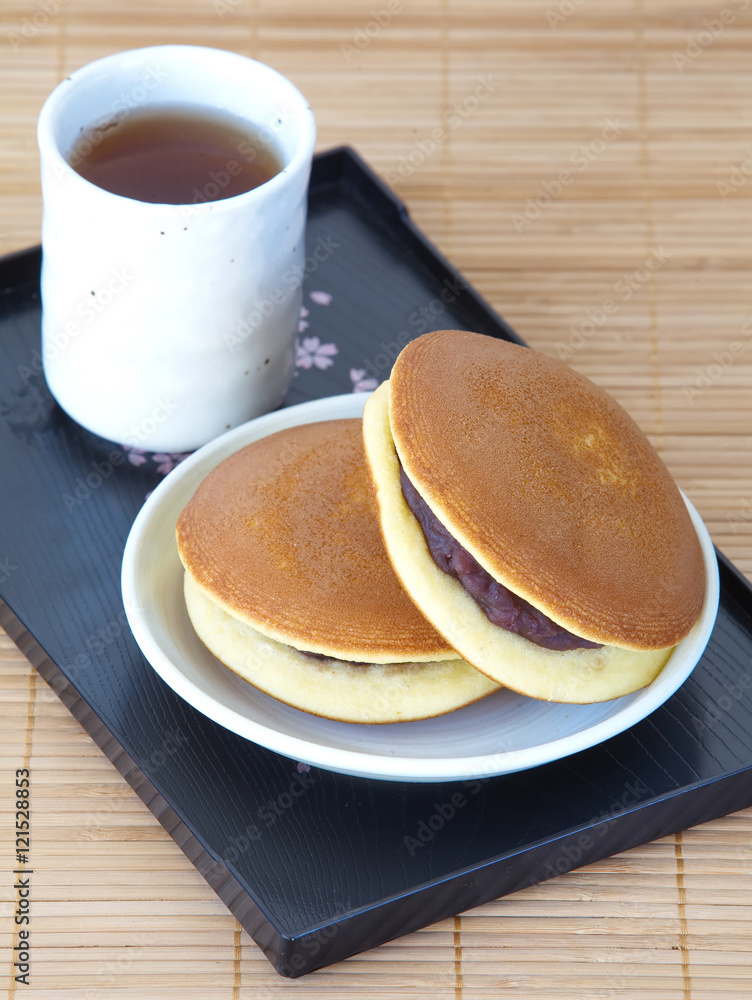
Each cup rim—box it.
[37,44,317,211]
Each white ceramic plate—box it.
[121,392,720,783]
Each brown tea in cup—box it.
[68,104,282,204]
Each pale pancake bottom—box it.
[362,382,674,704]
[183,573,500,724]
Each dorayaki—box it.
[176,417,500,723]
[361,330,706,703]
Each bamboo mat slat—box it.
[2,0,752,997]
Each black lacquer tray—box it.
[2,147,752,978]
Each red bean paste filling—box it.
[400,466,602,651]
[299,649,370,665]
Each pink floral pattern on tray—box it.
[123,446,192,474]
[295,336,338,370]
[295,291,338,370]
[294,290,379,393]
[349,368,378,392]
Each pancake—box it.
[361,331,706,703]
[176,418,500,723]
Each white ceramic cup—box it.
[37,45,316,452]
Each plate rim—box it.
[121,392,721,782]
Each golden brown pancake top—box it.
[176,418,455,660]
[388,331,705,650]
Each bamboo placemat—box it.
[1,1,752,997]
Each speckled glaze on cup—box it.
[37,45,316,452]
